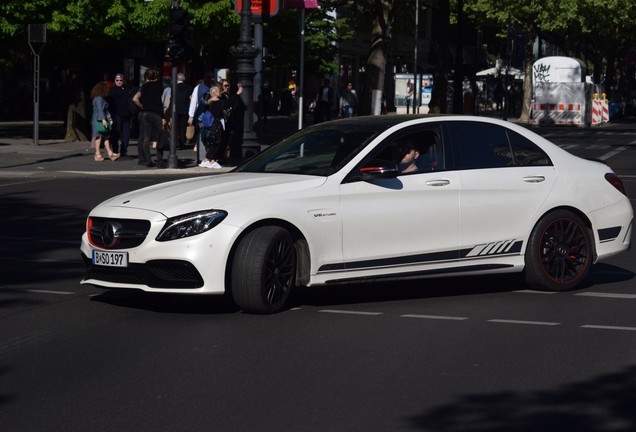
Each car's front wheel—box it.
[231,226,296,314]
[525,210,592,291]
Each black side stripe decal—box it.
[318,240,523,273]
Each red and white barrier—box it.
[531,102,583,125]
[601,99,609,123]
[591,100,602,125]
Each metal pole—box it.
[230,0,258,157]
[254,22,263,115]
[169,63,178,168]
[298,7,305,130]
[166,0,182,168]
[28,24,46,146]
[33,53,40,145]
[413,0,419,114]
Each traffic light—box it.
[167,6,193,60]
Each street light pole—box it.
[230,0,258,146]
[413,0,419,114]
[28,24,46,146]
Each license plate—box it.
[92,250,128,267]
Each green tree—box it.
[0,0,240,137]
[464,0,579,122]
[564,0,636,97]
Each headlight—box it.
[156,210,228,241]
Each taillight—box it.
[605,173,626,195]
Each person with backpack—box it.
[198,85,225,169]
[188,71,214,165]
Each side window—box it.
[450,122,513,169]
[507,130,552,166]
[371,127,443,175]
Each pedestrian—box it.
[161,76,171,115]
[227,82,246,163]
[198,85,225,169]
[494,81,505,114]
[339,82,358,118]
[315,79,334,123]
[107,73,132,157]
[174,72,192,150]
[405,79,414,114]
[132,68,164,167]
[188,71,215,164]
[218,79,232,162]
[90,81,118,161]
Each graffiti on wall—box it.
[533,63,551,83]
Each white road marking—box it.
[575,292,636,299]
[599,145,629,161]
[401,314,468,321]
[581,325,636,332]
[26,289,75,295]
[513,289,557,294]
[488,319,560,326]
[319,309,383,316]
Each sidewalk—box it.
[0,116,301,178]
[2,113,634,178]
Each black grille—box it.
[89,217,151,250]
[82,256,204,289]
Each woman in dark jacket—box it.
[199,86,225,169]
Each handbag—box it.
[186,124,195,140]
[96,117,111,135]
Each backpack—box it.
[198,110,214,128]
[193,83,210,120]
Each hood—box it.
[97,173,327,216]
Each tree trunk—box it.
[428,0,450,114]
[360,0,394,116]
[520,26,536,123]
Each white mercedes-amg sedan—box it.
[80,115,633,313]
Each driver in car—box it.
[397,139,424,174]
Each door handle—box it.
[426,179,451,186]
[523,176,546,183]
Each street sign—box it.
[235,0,280,17]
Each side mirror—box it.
[356,159,399,181]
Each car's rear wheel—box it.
[525,210,592,291]
[231,226,296,314]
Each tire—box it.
[231,226,296,314]
[524,210,592,292]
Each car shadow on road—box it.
[291,263,635,309]
[88,263,634,315]
[290,274,524,310]
[90,289,239,314]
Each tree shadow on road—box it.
[406,365,636,431]
[0,190,87,293]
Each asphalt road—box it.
[1,125,636,431]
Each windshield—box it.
[235,122,385,176]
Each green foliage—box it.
[0,0,239,46]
